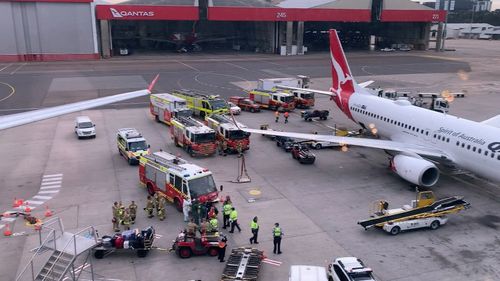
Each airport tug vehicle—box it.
[94,227,155,259]
[358,191,469,235]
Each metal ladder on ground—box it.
[16,217,98,281]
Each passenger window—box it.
[426,131,429,136]
[182,180,188,194]
[485,150,489,156]
[473,147,476,152]
[467,145,471,150]
[492,153,495,158]
[497,155,500,160]
[333,265,349,281]
[174,175,183,190]
[461,143,465,148]
[478,148,482,154]
[456,141,459,146]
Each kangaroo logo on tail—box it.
[329,30,356,120]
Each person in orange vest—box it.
[275,111,280,123]
[284,111,289,123]
[218,235,228,262]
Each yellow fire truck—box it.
[172,89,229,119]
[139,151,219,211]
[205,114,251,153]
[170,116,217,157]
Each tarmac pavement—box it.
[1,40,500,281]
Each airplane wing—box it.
[242,128,450,160]
[358,80,374,88]
[0,74,159,131]
[275,85,334,96]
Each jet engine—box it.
[391,155,440,187]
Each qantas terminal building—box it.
[0,0,446,62]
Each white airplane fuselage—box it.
[348,93,500,183]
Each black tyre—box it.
[146,184,155,196]
[430,220,440,230]
[137,249,148,258]
[155,115,160,122]
[315,143,322,150]
[307,118,312,122]
[174,198,183,212]
[390,226,401,235]
[178,247,192,259]
[200,111,206,120]
[174,137,180,147]
[250,108,255,113]
[187,147,194,157]
[128,158,134,165]
[208,247,219,257]
[94,250,105,259]
[276,142,281,147]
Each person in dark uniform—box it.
[218,235,228,262]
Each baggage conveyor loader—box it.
[358,191,470,235]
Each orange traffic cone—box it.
[44,205,53,217]
[3,224,12,236]
[12,198,23,208]
[24,202,31,214]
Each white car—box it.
[382,216,448,235]
[380,48,395,52]
[74,116,96,139]
[309,141,340,150]
[228,101,241,115]
[328,257,377,281]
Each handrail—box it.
[42,226,97,281]
[15,228,56,281]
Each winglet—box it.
[147,74,160,93]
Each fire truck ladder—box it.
[221,247,263,281]
[148,152,188,173]
[358,196,470,229]
[16,217,99,281]
[209,114,232,124]
[175,89,212,99]
[177,116,204,128]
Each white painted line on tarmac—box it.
[10,63,27,75]
[0,225,4,230]
[38,190,59,194]
[33,195,52,200]
[40,185,61,189]
[43,174,63,178]
[225,62,249,71]
[176,60,199,72]
[25,200,44,205]
[15,206,36,211]
[1,217,16,222]
[0,63,13,72]
[41,181,61,185]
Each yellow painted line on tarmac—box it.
[249,189,262,196]
[0,82,15,102]
[416,54,464,62]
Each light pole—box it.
[441,0,451,51]
[470,0,477,38]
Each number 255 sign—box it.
[276,12,287,19]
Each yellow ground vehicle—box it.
[172,89,229,119]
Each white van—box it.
[289,265,328,281]
[74,116,96,139]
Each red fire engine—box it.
[139,151,219,211]
[205,114,250,153]
[170,116,217,157]
[150,93,193,125]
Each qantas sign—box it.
[110,8,154,18]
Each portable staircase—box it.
[16,217,98,281]
[221,247,263,281]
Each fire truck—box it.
[172,89,229,119]
[257,76,314,108]
[205,114,251,153]
[150,93,193,125]
[139,151,219,212]
[292,90,315,108]
[248,90,295,112]
[170,116,217,156]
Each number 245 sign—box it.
[276,12,287,19]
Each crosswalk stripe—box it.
[40,185,60,189]
[0,225,4,230]
[43,174,63,178]
[1,217,16,222]
[15,206,37,211]
[42,178,62,183]
[25,200,44,205]
[38,190,59,194]
[41,181,61,186]
[33,195,52,200]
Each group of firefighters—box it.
[275,111,290,123]
[112,201,138,232]
[111,192,284,258]
[216,140,244,157]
